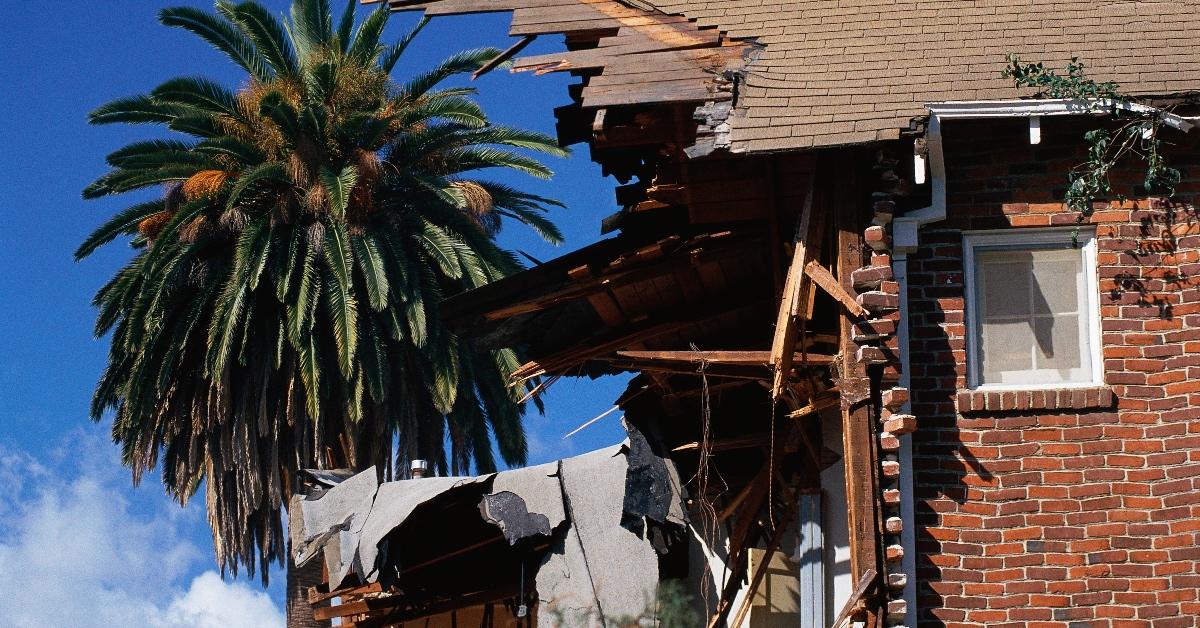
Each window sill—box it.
[956,386,1114,414]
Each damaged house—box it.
[292,0,1200,626]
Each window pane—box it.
[981,319,1033,382]
[971,237,1095,387]
[977,252,1030,318]
[1033,314,1083,372]
[1030,250,1082,315]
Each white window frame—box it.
[963,227,1103,390]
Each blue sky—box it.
[0,1,629,623]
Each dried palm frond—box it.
[452,180,494,216]
[452,180,500,234]
[287,153,311,188]
[347,150,381,222]
[303,181,329,214]
[219,206,249,231]
[179,214,210,244]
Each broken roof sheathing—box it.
[378,0,1200,153]
[292,441,687,625]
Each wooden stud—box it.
[769,171,819,401]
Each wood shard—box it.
[472,35,535,80]
[805,259,868,318]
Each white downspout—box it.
[891,109,944,628]
[892,251,919,628]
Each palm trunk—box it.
[286,543,327,628]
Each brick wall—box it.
[907,117,1200,627]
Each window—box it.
[963,228,1101,389]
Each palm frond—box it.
[159,6,271,81]
[194,137,267,165]
[400,48,499,101]
[319,164,358,217]
[106,140,197,168]
[322,220,354,289]
[226,162,290,209]
[335,0,356,54]
[462,126,569,157]
[89,95,187,125]
[377,15,429,74]
[289,0,332,62]
[443,147,555,179]
[152,76,246,122]
[76,200,169,260]
[322,273,358,379]
[346,4,390,66]
[351,234,389,311]
[83,165,203,199]
[226,1,300,78]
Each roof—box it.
[384,0,1200,153]
[652,0,1200,152]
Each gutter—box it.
[889,97,1195,628]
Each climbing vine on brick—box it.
[1003,54,1184,224]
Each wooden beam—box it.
[707,469,771,628]
[833,153,883,623]
[805,259,868,318]
[716,479,757,522]
[472,35,535,80]
[614,350,835,366]
[309,581,382,605]
[510,300,767,381]
[769,171,819,400]
[335,583,522,628]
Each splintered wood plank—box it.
[582,83,721,108]
[514,41,726,73]
[769,170,818,401]
[805,260,868,318]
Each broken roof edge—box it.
[376,0,761,157]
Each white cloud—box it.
[161,572,285,628]
[0,437,283,628]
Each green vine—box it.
[1002,54,1183,224]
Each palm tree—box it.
[77,0,565,597]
